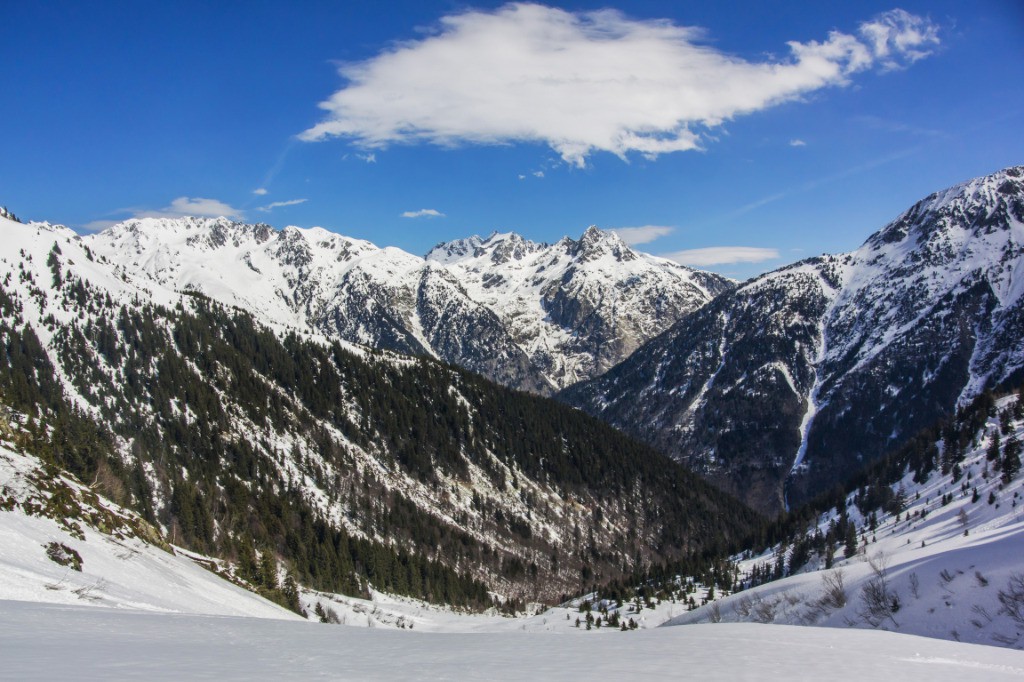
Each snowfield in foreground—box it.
[3,600,1024,681]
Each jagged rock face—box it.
[85,220,729,394]
[88,219,548,392]
[563,167,1024,514]
[427,226,733,389]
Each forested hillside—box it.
[0,223,759,604]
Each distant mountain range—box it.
[563,166,1024,513]
[80,219,727,394]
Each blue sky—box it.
[2,1,1022,279]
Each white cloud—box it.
[357,153,377,163]
[253,188,268,195]
[858,9,940,71]
[257,198,308,212]
[611,225,674,245]
[401,208,445,218]
[662,246,780,267]
[533,170,544,178]
[81,219,120,233]
[137,197,245,220]
[789,139,807,147]
[300,4,938,167]
[83,196,246,231]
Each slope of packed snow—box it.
[0,444,297,619]
[3,600,1023,681]
[668,394,1024,649]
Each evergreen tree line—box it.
[0,269,761,606]
[729,380,1024,586]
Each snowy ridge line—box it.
[7,214,732,395]
[564,165,1024,514]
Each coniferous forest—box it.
[0,266,760,607]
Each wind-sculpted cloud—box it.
[663,246,780,267]
[401,208,445,218]
[301,4,939,167]
[611,226,674,245]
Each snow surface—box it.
[2,600,1023,681]
[0,445,297,620]
[671,394,1024,649]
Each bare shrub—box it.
[939,568,956,586]
[975,570,989,587]
[858,553,900,628]
[733,594,754,618]
[818,569,847,610]
[971,603,993,623]
[991,632,1020,646]
[753,596,778,624]
[708,601,722,623]
[997,573,1024,626]
[908,572,920,599]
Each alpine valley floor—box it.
[3,600,1024,681]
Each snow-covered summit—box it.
[429,225,733,387]
[36,218,728,393]
[565,166,1024,513]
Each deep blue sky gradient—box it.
[2,1,1022,278]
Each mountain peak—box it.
[867,166,1024,250]
[570,225,635,262]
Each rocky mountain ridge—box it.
[563,166,1024,514]
[78,219,728,394]
[427,227,732,387]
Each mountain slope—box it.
[563,166,1024,513]
[671,388,1024,650]
[72,220,730,394]
[0,216,759,603]
[427,227,732,388]
[88,218,550,393]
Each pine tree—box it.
[1003,436,1022,484]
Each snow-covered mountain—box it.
[564,167,1024,513]
[72,220,730,394]
[0,215,755,604]
[427,227,732,388]
[88,217,549,393]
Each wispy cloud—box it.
[611,225,674,245]
[789,139,807,147]
[253,188,268,195]
[133,197,245,220]
[357,152,377,163]
[662,246,780,267]
[401,208,445,218]
[82,219,121,233]
[301,4,939,167]
[81,196,246,232]
[257,198,308,212]
[724,145,923,219]
[853,114,946,138]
